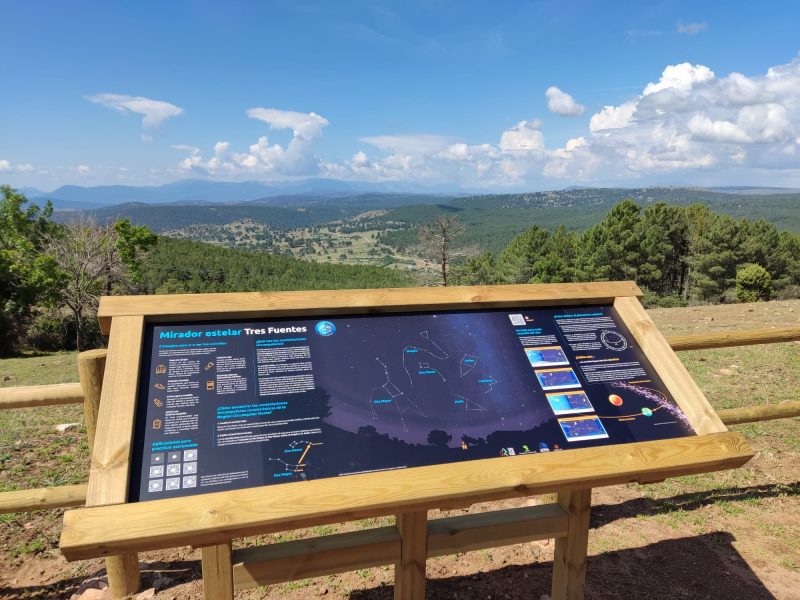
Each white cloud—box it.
[170,56,800,188]
[246,108,328,140]
[545,86,585,116]
[0,159,36,173]
[499,120,545,151]
[677,21,708,35]
[643,63,715,95]
[87,93,183,129]
[590,102,637,132]
[176,108,329,177]
[76,165,91,176]
[546,57,800,183]
[687,115,752,143]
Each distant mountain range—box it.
[22,178,800,210]
[25,178,459,209]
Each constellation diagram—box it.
[370,357,426,431]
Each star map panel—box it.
[128,305,695,502]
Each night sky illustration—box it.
[129,305,696,502]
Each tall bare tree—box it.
[417,215,465,287]
[45,219,125,350]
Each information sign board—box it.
[130,304,695,501]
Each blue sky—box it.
[1,0,799,191]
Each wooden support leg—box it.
[202,542,234,600]
[106,553,140,598]
[551,488,591,600]
[394,511,428,600]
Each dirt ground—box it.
[1,299,799,599]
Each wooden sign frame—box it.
[60,282,753,600]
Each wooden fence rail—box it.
[0,382,84,409]
[0,322,798,597]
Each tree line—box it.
[0,186,412,356]
[454,199,800,305]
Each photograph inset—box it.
[545,390,594,415]
[534,367,581,390]
[524,345,570,368]
[557,415,609,442]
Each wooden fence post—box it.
[551,488,592,600]
[202,542,234,600]
[78,348,140,598]
[395,511,428,600]
[77,349,107,451]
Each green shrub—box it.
[25,311,76,351]
[735,264,772,302]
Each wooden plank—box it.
[0,383,83,409]
[613,296,727,436]
[97,282,643,334]
[201,542,233,600]
[60,431,751,560]
[233,527,400,589]
[0,484,87,514]
[426,503,568,557]
[232,504,569,589]
[551,488,592,600]
[83,316,144,599]
[667,326,800,351]
[395,511,427,600]
[719,401,800,425]
[85,316,144,507]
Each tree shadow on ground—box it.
[350,532,774,600]
[591,481,800,529]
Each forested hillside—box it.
[66,187,800,260]
[141,237,413,294]
[456,200,800,306]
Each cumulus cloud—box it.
[499,120,545,151]
[545,86,585,116]
[0,160,11,173]
[176,108,329,177]
[677,21,708,35]
[171,56,800,188]
[76,165,91,176]
[590,102,637,132]
[544,56,800,182]
[87,93,183,128]
[643,63,715,95]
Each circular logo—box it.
[314,321,336,336]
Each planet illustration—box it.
[608,394,623,406]
[641,407,653,417]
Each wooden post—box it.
[395,511,428,600]
[202,542,234,600]
[551,488,591,600]
[77,349,107,451]
[79,345,140,598]
[106,553,141,598]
